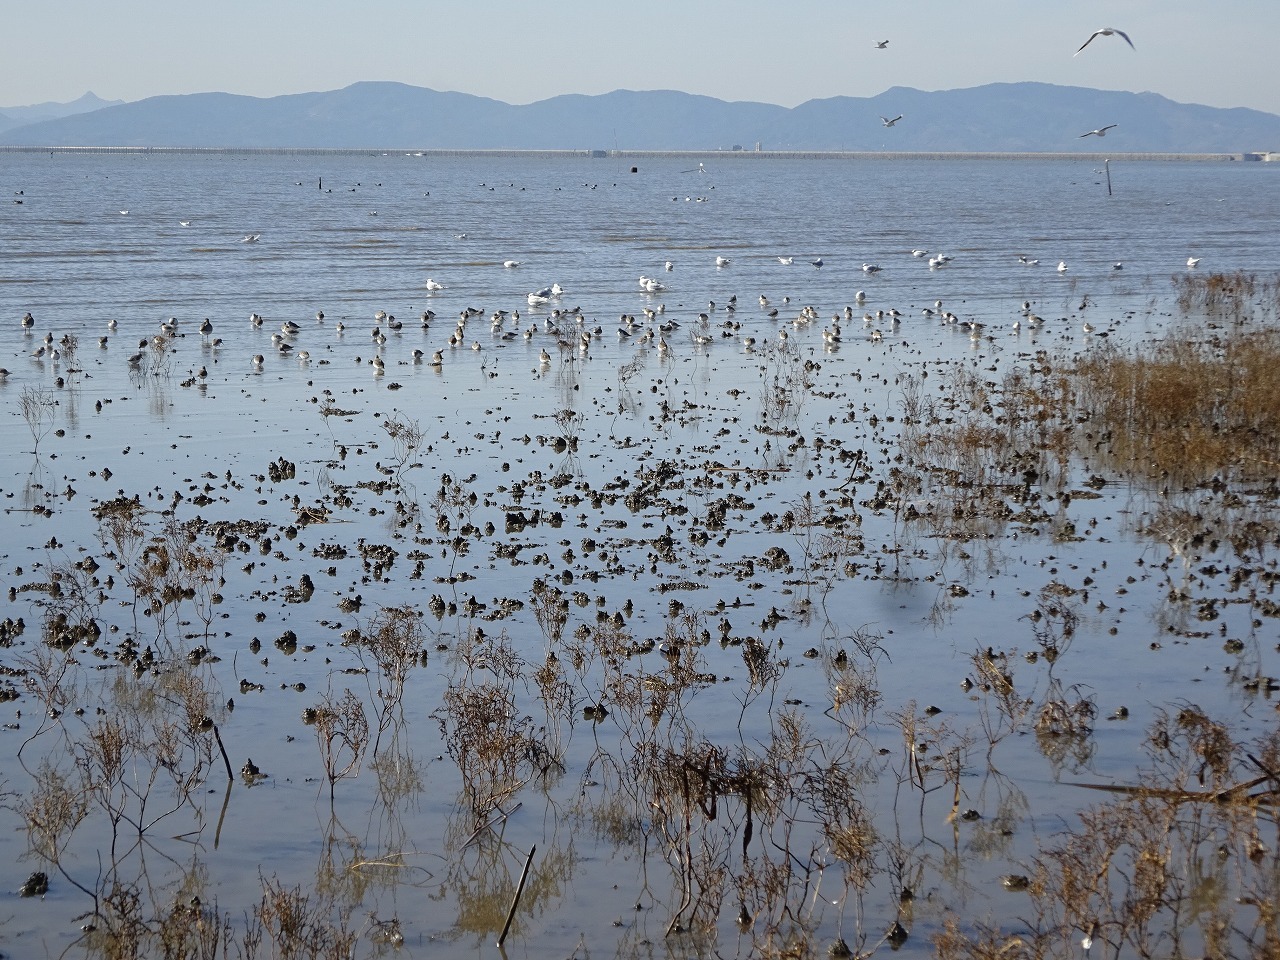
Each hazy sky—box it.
[4,1,1277,116]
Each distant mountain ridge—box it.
[0,92,124,134]
[2,82,1277,153]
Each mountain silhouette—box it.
[2,82,1277,153]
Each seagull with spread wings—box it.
[1079,124,1118,138]
[1075,27,1134,55]
[880,115,903,128]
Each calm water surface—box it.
[1,152,1278,957]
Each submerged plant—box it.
[20,384,57,454]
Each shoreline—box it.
[0,145,1267,161]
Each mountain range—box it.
[0,92,124,134]
[1,82,1278,153]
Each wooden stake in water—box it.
[497,844,536,947]
[1105,159,1112,196]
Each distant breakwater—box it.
[0,145,1261,162]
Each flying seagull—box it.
[875,40,889,49]
[880,115,903,128]
[1079,124,1118,138]
[1075,27,1134,55]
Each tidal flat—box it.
[1,152,1279,958]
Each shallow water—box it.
[1,151,1279,957]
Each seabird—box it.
[810,257,824,268]
[1187,256,1201,267]
[777,256,793,265]
[715,256,731,267]
[1057,261,1068,272]
[503,260,520,268]
[862,263,882,273]
[1079,125,1118,138]
[875,40,889,49]
[880,115,903,128]
[1075,27,1135,55]
[425,278,444,291]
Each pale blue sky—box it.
[4,1,1276,115]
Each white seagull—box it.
[715,256,731,267]
[425,278,444,290]
[880,115,903,128]
[1057,261,1069,272]
[503,260,520,268]
[1187,256,1201,268]
[777,256,794,265]
[1075,27,1134,56]
[1079,124,1118,138]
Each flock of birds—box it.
[7,238,1210,386]
[874,25,1135,140]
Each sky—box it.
[3,1,1277,117]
